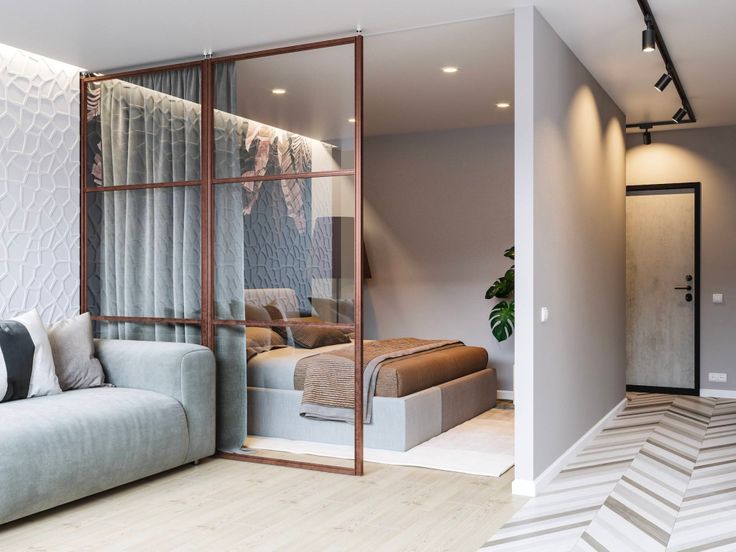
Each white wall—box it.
[626,125,736,394]
[0,44,80,323]
[363,125,515,391]
[514,7,627,491]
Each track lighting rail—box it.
[626,0,696,131]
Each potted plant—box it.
[485,246,514,342]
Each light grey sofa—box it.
[0,339,216,526]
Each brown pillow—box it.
[265,306,350,349]
[246,327,286,360]
[245,303,272,321]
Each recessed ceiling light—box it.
[496,102,511,109]
[348,118,356,123]
[441,66,458,74]
[271,88,286,95]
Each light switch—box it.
[540,307,549,323]
[713,293,724,304]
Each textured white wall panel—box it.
[0,43,81,323]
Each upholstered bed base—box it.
[247,368,497,451]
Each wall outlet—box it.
[713,293,724,304]
[709,372,728,383]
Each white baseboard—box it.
[512,396,628,497]
[701,388,736,399]
[497,390,514,401]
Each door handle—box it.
[674,285,692,291]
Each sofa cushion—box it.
[47,312,105,391]
[0,387,189,525]
[1,309,61,402]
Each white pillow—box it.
[0,309,62,402]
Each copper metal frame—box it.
[79,35,364,476]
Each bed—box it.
[245,289,497,451]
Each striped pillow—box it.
[0,309,62,403]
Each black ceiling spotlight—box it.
[672,107,688,123]
[627,0,696,131]
[642,14,656,52]
[640,124,653,144]
[654,72,673,92]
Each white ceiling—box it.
[0,0,734,132]
[230,45,355,142]
[228,17,514,139]
[365,17,514,136]
[0,0,517,71]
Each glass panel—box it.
[93,321,200,344]
[86,187,201,319]
[213,177,356,327]
[85,65,202,187]
[213,45,355,180]
[228,322,355,461]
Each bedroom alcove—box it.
[81,14,515,478]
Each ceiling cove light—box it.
[642,16,656,52]
[271,88,287,95]
[496,102,511,109]
[672,107,688,123]
[654,73,672,92]
[442,66,458,74]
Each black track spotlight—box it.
[642,16,656,52]
[672,107,688,123]
[654,73,672,92]
[643,130,652,145]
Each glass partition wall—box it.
[81,37,364,475]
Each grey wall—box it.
[514,7,627,484]
[626,125,736,393]
[0,44,80,323]
[363,125,515,391]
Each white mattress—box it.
[247,344,353,390]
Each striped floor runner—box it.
[481,394,736,552]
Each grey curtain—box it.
[88,65,248,449]
[90,68,203,343]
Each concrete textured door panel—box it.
[626,189,696,390]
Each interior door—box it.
[626,184,700,394]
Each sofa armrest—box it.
[94,339,216,462]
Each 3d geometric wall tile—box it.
[0,43,81,323]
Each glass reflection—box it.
[213,45,355,180]
[213,178,356,326]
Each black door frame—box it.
[625,182,701,396]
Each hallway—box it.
[482,393,736,551]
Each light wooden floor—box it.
[0,458,526,551]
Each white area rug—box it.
[245,407,514,477]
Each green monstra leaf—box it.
[489,300,515,342]
[485,275,512,299]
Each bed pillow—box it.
[246,327,286,360]
[291,317,351,349]
[0,309,62,403]
[47,312,105,391]
[309,297,355,325]
[265,306,350,349]
[245,303,272,322]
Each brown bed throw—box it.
[298,338,461,423]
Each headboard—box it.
[244,288,300,317]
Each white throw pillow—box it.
[0,309,62,402]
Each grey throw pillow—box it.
[47,313,105,391]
